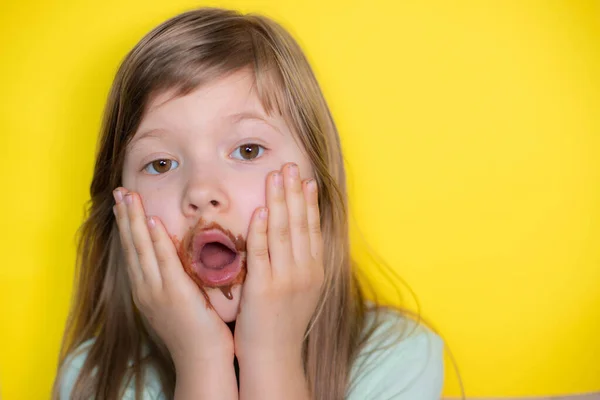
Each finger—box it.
[124,191,162,289]
[146,215,187,288]
[266,170,294,277]
[303,179,322,260]
[113,188,144,286]
[283,163,311,265]
[246,207,271,281]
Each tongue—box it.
[199,242,236,269]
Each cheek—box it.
[229,173,267,226]
[138,188,180,233]
[300,162,315,181]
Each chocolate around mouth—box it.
[172,218,247,306]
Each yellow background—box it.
[1,0,598,398]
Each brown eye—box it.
[144,159,178,175]
[231,144,265,161]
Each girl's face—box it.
[121,68,314,321]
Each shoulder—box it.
[57,338,165,400]
[57,338,96,400]
[346,307,444,400]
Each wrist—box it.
[173,346,234,373]
[237,345,304,374]
[238,349,310,400]
[175,355,238,400]
[175,357,233,380]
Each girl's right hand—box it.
[112,187,234,369]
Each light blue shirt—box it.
[58,310,444,399]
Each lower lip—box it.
[192,254,242,286]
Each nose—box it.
[182,172,229,218]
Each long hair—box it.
[52,7,415,399]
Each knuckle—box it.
[133,242,144,258]
[150,231,160,244]
[155,254,168,266]
[120,241,134,257]
[137,251,151,267]
[294,217,309,234]
[309,223,322,236]
[252,246,270,260]
[129,242,143,258]
[154,246,170,265]
[134,292,151,311]
[290,182,303,194]
[277,225,290,240]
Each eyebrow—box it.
[128,129,165,150]
[225,111,283,135]
[131,110,282,148]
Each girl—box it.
[53,7,444,400]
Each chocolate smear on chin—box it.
[171,217,247,309]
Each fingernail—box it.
[259,208,268,220]
[273,172,282,187]
[124,193,133,205]
[307,179,317,192]
[288,163,298,178]
[147,216,155,228]
[113,189,123,204]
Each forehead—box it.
[145,71,251,119]
[140,69,282,129]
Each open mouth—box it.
[191,229,243,287]
[199,241,237,269]
[174,219,248,302]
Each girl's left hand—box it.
[234,162,324,364]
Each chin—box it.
[206,284,243,322]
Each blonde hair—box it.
[52,7,416,399]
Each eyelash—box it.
[141,143,268,175]
[229,143,267,162]
[143,159,179,175]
